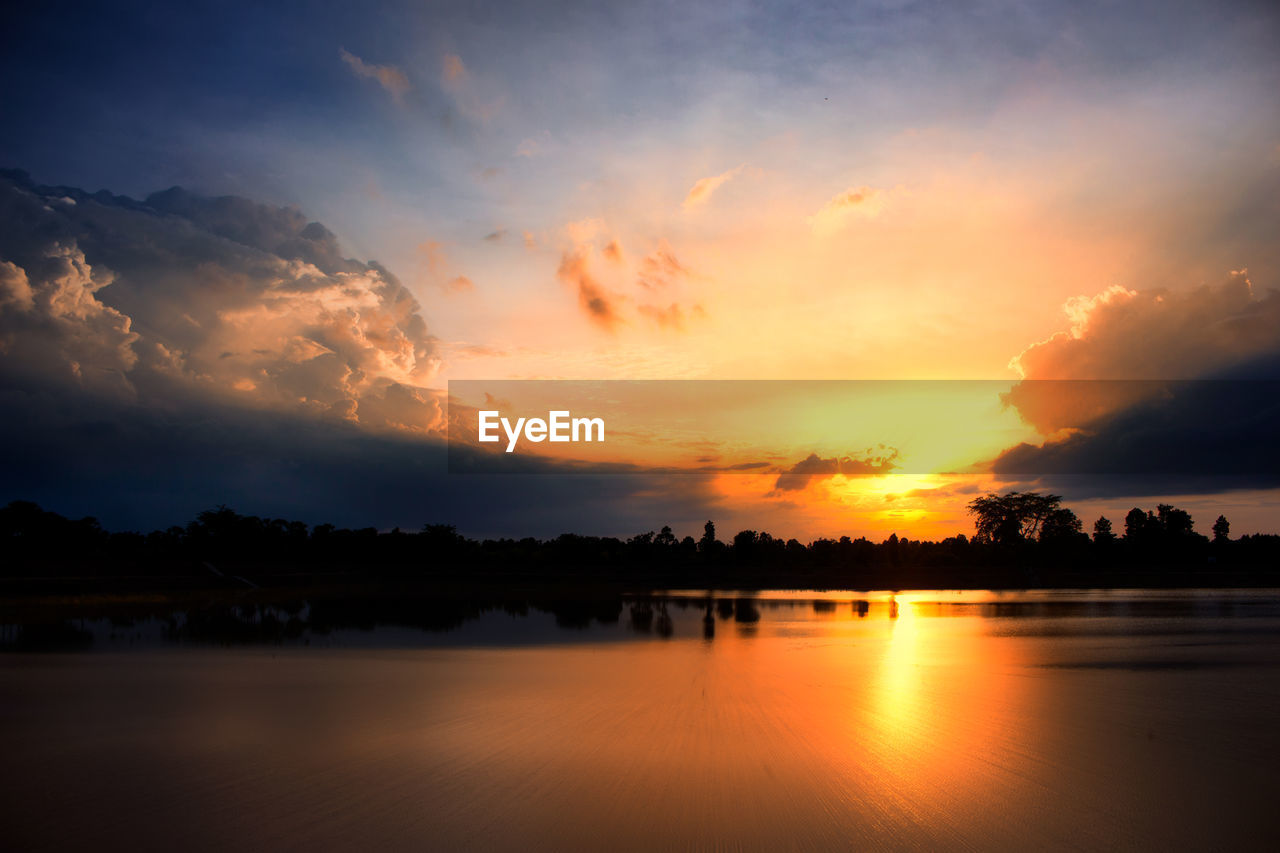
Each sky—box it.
[2,0,1279,539]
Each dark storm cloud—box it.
[0,386,723,536]
[772,450,899,493]
[995,267,1280,498]
[0,171,723,535]
[991,376,1280,497]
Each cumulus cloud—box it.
[0,169,442,434]
[0,243,138,398]
[1005,271,1280,435]
[988,270,1280,494]
[682,165,745,208]
[0,176,731,537]
[771,449,899,493]
[0,260,34,311]
[809,185,885,234]
[339,48,410,102]
[1011,272,1280,382]
[602,239,623,264]
[557,248,619,330]
[991,380,1280,487]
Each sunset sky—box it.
[2,0,1279,539]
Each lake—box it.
[3,589,1279,850]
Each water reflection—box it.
[5,589,1280,651]
[3,589,1280,849]
[872,595,922,749]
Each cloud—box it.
[442,342,508,361]
[637,303,685,330]
[636,242,688,289]
[0,243,138,399]
[988,270,1280,496]
[900,482,983,499]
[638,302,705,331]
[442,53,467,85]
[0,387,726,537]
[682,165,745,208]
[1011,271,1280,382]
[554,228,701,331]
[339,48,410,102]
[557,248,619,330]
[515,131,551,158]
[415,240,475,295]
[1005,271,1280,435]
[771,450,900,493]
[0,260,33,311]
[440,52,502,121]
[809,186,885,234]
[991,379,1280,491]
[0,169,441,434]
[564,218,607,245]
[483,229,507,242]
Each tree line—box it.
[2,493,1278,589]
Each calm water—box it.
[3,589,1279,850]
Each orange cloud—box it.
[415,240,476,294]
[0,244,138,398]
[339,49,410,102]
[442,53,466,85]
[1011,271,1279,381]
[440,52,502,121]
[637,242,688,289]
[1003,270,1280,435]
[557,249,619,331]
[637,302,684,330]
[809,185,885,234]
[682,164,745,208]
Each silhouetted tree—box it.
[1124,507,1151,542]
[1040,508,1084,544]
[1157,504,1195,538]
[4,497,1280,591]
[968,492,1064,545]
[699,520,718,554]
